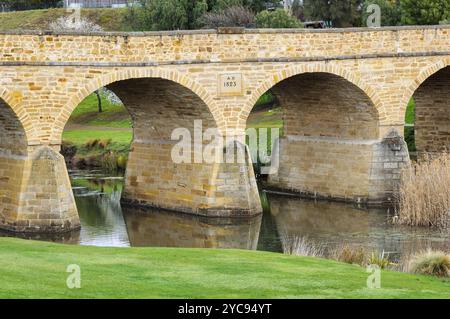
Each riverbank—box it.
[0,237,449,299]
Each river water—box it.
[2,170,450,259]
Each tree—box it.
[255,8,302,28]
[303,0,363,27]
[125,0,208,31]
[291,0,305,20]
[208,0,281,12]
[201,5,255,28]
[400,0,450,25]
[361,0,401,26]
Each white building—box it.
[64,0,130,8]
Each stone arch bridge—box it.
[1,25,450,233]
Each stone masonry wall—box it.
[109,78,261,217]
[414,66,450,153]
[1,27,450,230]
[266,73,381,202]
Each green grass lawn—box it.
[0,237,449,299]
[68,93,132,129]
[62,92,132,164]
[63,130,132,146]
[405,98,415,125]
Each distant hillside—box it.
[0,8,131,32]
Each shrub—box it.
[280,234,324,257]
[98,139,112,149]
[102,152,119,172]
[394,153,450,228]
[201,5,255,28]
[368,251,392,269]
[85,139,99,149]
[116,155,128,170]
[332,245,367,266]
[407,250,450,277]
[255,9,302,29]
[60,141,77,159]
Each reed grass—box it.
[280,233,324,258]
[394,152,450,228]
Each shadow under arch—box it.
[0,87,35,145]
[242,63,383,130]
[403,59,450,154]
[400,58,450,118]
[50,68,221,144]
[245,69,408,205]
[0,94,31,232]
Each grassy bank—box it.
[62,92,132,170]
[0,8,130,32]
[0,237,449,299]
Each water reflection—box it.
[268,193,450,259]
[1,170,450,259]
[71,170,130,247]
[0,229,81,244]
[123,206,261,249]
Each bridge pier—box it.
[121,140,262,217]
[267,129,409,204]
[110,78,261,218]
[0,145,80,233]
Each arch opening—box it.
[407,66,450,156]
[247,72,406,204]
[0,96,29,232]
[62,75,261,226]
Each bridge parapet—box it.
[1,26,450,65]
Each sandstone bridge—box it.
[1,25,450,233]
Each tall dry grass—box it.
[395,153,450,228]
[406,249,450,277]
[280,233,324,258]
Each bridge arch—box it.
[401,58,450,115]
[0,91,31,232]
[402,58,450,154]
[51,67,260,222]
[245,64,408,204]
[242,63,382,132]
[50,68,220,144]
[0,87,33,146]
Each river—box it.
[2,169,450,260]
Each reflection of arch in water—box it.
[122,206,262,249]
[268,194,450,258]
[0,228,80,244]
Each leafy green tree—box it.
[125,0,208,31]
[255,8,302,28]
[207,0,281,12]
[209,0,244,11]
[304,0,363,27]
[291,0,305,20]
[400,0,450,25]
[361,0,401,26]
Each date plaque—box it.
[218,73,243,96]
